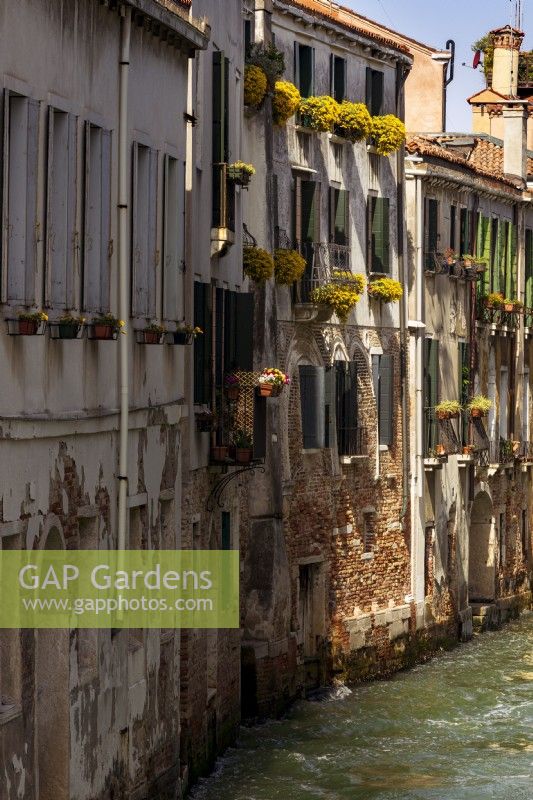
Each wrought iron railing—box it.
[338,425,367,457]
[518,441,533,462]
[212,162,235,232]
[322,243,350,271]
[489,438,516,465]
[476,298,520,329]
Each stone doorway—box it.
[468,491,495,603]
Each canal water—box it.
[192,613,533,800]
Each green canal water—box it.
[192,613,533,800]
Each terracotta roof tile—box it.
[275,0,412,56]
[406,135,532,190]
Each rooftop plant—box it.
[299,95,340,132]
[274,248,307,285]
[335,101,372,142]
[243,246,274,282]
[371,114,406,156]
[244,64,268,108]
[273,80,301,126]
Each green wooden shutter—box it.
[235,292,254,371]
[332,56,346,102]
[194,282,212,404]
[459,208,469,256]
[324,365,336,448]
[299,365,325,449]
[526,229,533,308]
[212,51,228,228]
[335,361,358,455]
[498,221,507,298]
[371,70,384,116]
[378,354,394,446]
[425,198,438,269]
[371,197,390,274]
[297,44,314,98]
[365,67,373,109]
[506,222,517,299]
[215,287,225,387]
[301,181,317,243]
[450,205,456,250]
[330,188,348,246]
[221,511,231,550]
[424,338,439,453]
[478,216,491,296]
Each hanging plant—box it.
[335,101,373,142]
[332,271,366,293]
[484,291,504,309]
[227,161,256,186]
[467,395,492,417]
[243,246,274,282]
[370,114,406,156]
[435,400,462,420]
[244,64,268,108]
[246,43,285,89]
[274,248,307,285]
[273,80,301,126]
[367,277,403,303]
[310,282,361,321]
[299,95,340,132]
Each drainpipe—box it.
[117,5,131,551]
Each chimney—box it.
[503,101,528,182]
[490,26,524,96]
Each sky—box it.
[342,0,531,132]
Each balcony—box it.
[489,438,519,467]
[424,408,490,468]
[210,371,268,468]
[338,425,368,463]
[476,298,520,332]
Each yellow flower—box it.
[118,320,125,327]
[274,249,306,285]
[273,81,301,126]
[244,65,268,108]
[243,247,274,282]
[299,95,340,132]
[367,278,403,303]
[371,115,406,156]
[336,101,373,143]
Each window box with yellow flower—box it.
[87,314,125,340]
[7,310,48,336]
[49,314,86,340]
[168,325,203,346]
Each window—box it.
[46,108,77,309]
[372,354,394,447]
[212,51,233,230]
[449,205,457,251]
[335,361,358,456]
[244,18,253,55]
[366,68,384,116]
[423,339,439,454]
[368,196,390,274]
[363,512,376,552]
[131,143,158,318]
[490,218,499,291]
[459,207,471,257]
[505,221,517,300]
[299,365,325,449]
[477,215,491,297]
[331,55,347,102]
[458,342,469,444]
[294,42,315,98]
[424,198,438,270]
[163,155,185,321]
[294,177,319,245]
[2,91,40,304]
[330,142,343,183]
[194,281,213,405]
[83,122,111,312]
[329,188,349,247]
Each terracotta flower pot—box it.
[92,324,115,340]
[143,330,161,344]
[470,408,484,418]
[235,448,253,464]
[463,446,475,455]
[211,446,229,461]
[259,383,274,397]
[435,444,446,456]
[18,320,39,335]
[504,303,514,313]
[436,410,450,421]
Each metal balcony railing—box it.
[489,438,516,466]
[338,425,367,457]
[476,298,520,329]
[291,241,333,304]
[518,441,533,462]
[322,243,351,271]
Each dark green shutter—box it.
[365,67,373,109]
[324,365,336,448]
[296,43,314,98]
[215,287,224,387]
[212,51,229,227]
[194,282,212,405]
[425,199,438,269]
[498,221,507,298]
[223,290,237,373]
[450,205,456,250]
[424,338,439,453]
[299,365,325,449]
[335,361,358,455]
[371,197,390,273]
[371,70,384,115]
[378,354,394,446]
[479,216,491,296]
[330,188,348,246]
[301,181,317,243]
[459,208,469,256]
[506,222,517,299]
[332,56,346,102]
[235,292,254,371]
[526,229,533,308]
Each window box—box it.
[6,318,47,336]
[87,324,118,341]
[169,330,193,345]
[211,445,230,462]
[49,322,84,340]
[136,326,165,345]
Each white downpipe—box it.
[411,172,425,604]
[117,5,131,551]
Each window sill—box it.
[424,457,445,471]
[301,448,323,455]
[340,454,369,465]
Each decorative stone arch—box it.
[468,489,495,603]
[35,514,69,800]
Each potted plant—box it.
[138,322,165,344]
[367,278,403,304]
[211,445,230,462]
[503,298,516,313]
[462,444,475,455]
[195,410,215,433]
[49,314,85,340]
[435,400,462,420]
[273,249,307,285]
[335,101,372,142]
[462,255,486,279]
[467,395,492,418]
[169,324,202,345]
[88,314,125,340]
[244,64,268,108]
[437,248,458,274]
[435,444,447,456]
[310,279,362,321]
[484,292,504,309]
[258,367,290,397]
[513,299,524,313]
[512,440,521,454]
[272,80,301,126]
[233,429,253,464]
[227,161,255,187]
[11,310,48,336]
[225,374,241,401]
[298,95,340,133]
[243,246,275,282]
[370,114,406,156]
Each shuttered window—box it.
[212,51,230,228]
[329,188,349,246]
[477,215,491,297]
[224,290,254,372]
[372,354,394,447]
[459,208,470,256]
[366,68,384,116]
[331,55,347,102]
[221,511,231,550]
[294,43,314,98]
[423,339,439,454]
[46,108,77,309]
[526,229,533,309]
[505,221,517,299]
[498,221,508,299]
[131,142,158,318]
[163,154,185,321]
[368,196,390,274]
[458,342,469,444]
[299,365,325,449]
[335,361,358,455]
[2,91,40,305]
[194,281,213,405]
[449,205,456,250]
[424,198,438,270]
[490,218,499,292]
[83,122,112,313]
